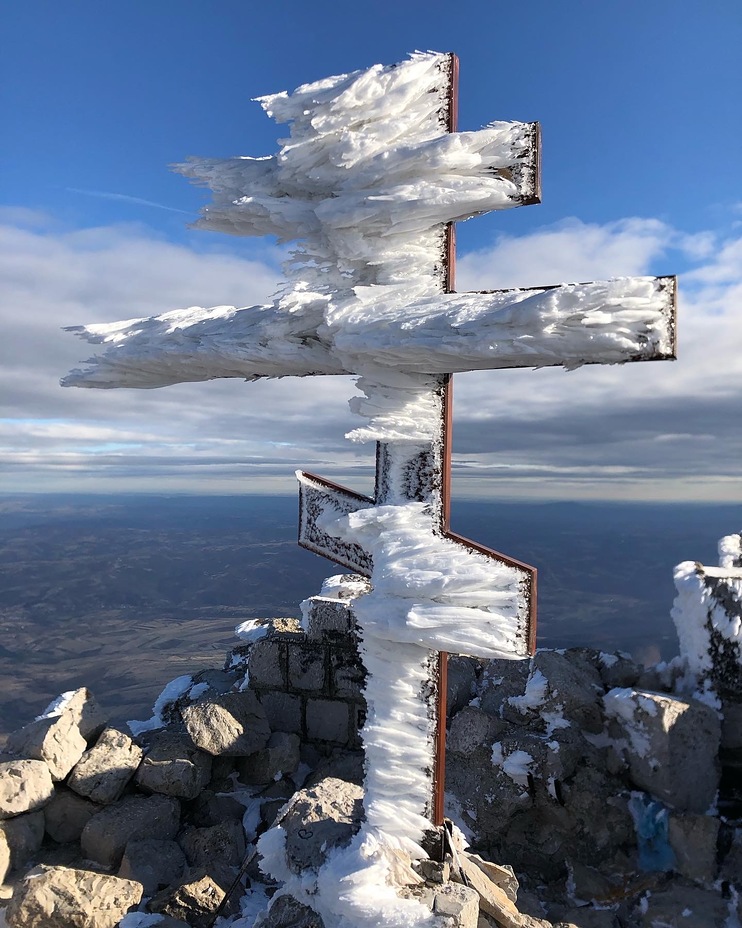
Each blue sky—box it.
[2,1,741,500]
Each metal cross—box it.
[65,51,677,839]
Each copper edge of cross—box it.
[296,50,539,831]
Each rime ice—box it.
[62,50,677,927]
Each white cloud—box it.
[1,212,741,500]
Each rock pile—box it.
[0,546,741,927]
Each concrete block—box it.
[721,699,742,750]
[306,699,351,743]
[287,644,326,692]
[259,691,302,734]
[247,639,286,688]
[304,597,355,641]
[67,727,143,804]
[330,649,366,699]
[0,759,54,819]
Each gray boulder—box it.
[181,691,271,756]
[5,865,142,928]
[603,688,720,812]
[43,788,100,843]
[118,838,187,895]
[67,727,143,804]
[0,810,45,875]
[279,776,364,874]
[0,759,54,819]
[668,812,719,883]
[134,730,212,799]
[81,793,180,868]
[178,819,246,872]
[636,881,730,927]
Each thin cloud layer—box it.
[1,210,740,500]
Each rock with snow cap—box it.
[603,688,720,812]
[477,658,530,718]
[181,690,271,757]
[0,759,54,819]
[67,727,143,804]
[5,865,143,928]
[6,720,85,785]
[134,729,212,799]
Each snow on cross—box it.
[64,50,676,881]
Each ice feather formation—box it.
[62,50,677,927]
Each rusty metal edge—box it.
[296,471,373,577]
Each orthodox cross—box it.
[65,52,677,846]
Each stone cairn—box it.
[2,540,742,928]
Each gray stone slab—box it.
[288,644,326,692]
[259,691,303,734]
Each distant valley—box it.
[1,493,739,737]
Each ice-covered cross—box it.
[65,53,676,852]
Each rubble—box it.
[0,529,741,927]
